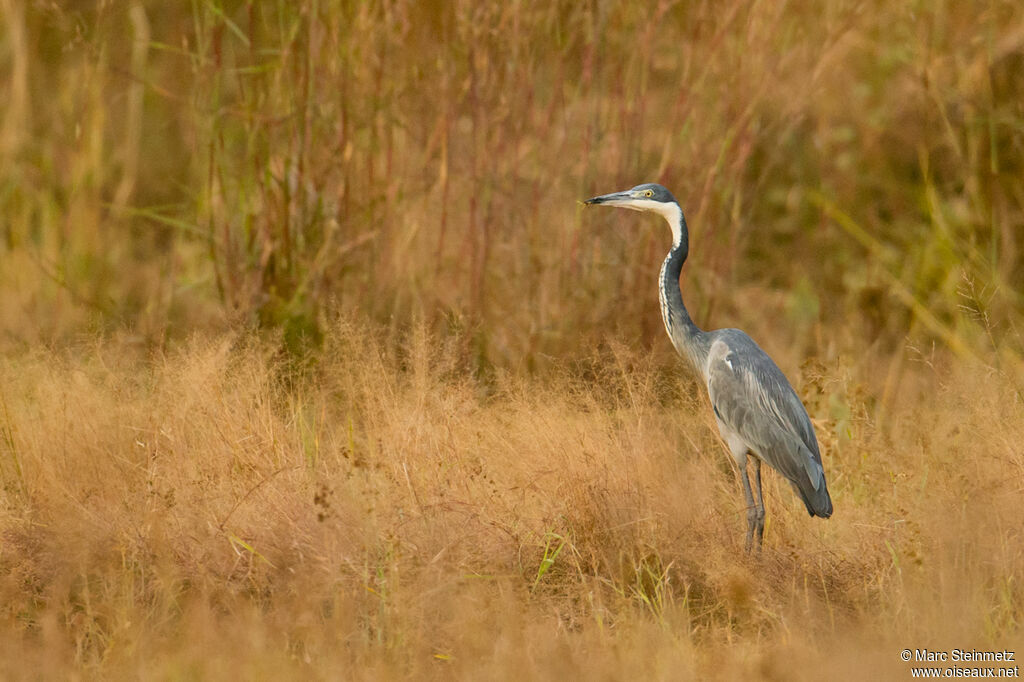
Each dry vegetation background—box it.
[1,0,1023,679]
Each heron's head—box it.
[583,183,677,211]
[584,183,684,243]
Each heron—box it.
[583,183,832,552]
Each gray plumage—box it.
[584,182,832,552]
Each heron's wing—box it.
[706,336,831,515]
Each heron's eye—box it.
[643,189,654,197]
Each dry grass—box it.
[0,324,1021,679]
[3,1,1023,363]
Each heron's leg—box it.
[738,462,758,554]
[752,457,765,551]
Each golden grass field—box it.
[1,1,1023,679]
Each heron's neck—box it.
[658,205,710,375]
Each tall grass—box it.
[1,1,1021,366]
[0,327,1021,678]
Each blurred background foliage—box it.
[0,0,1022,371]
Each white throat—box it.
[655,202,684,247]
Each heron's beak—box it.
[583,190,633,206]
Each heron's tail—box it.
[804,485,833,518]
[793,449,833,518]
[795,475,833,518]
